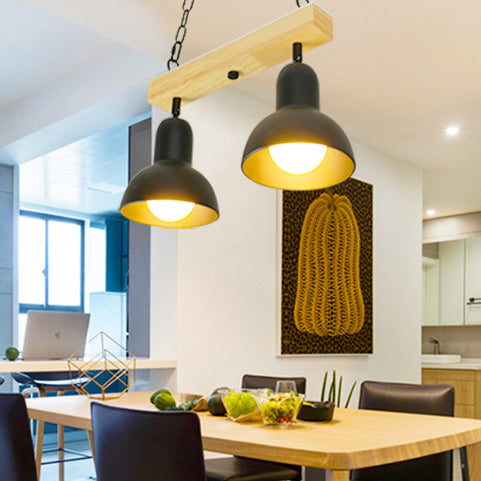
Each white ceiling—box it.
[2,0,481,218]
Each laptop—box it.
[22,311,90,360]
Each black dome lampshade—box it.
[242,43,355,190]
[120,98,219,228]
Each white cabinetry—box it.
[439,240,465,326]
[423,237,481,326]
[465,237,481,325]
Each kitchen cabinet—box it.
[422,368,481,419]
[465,237,481,324]
[422,237,481,326]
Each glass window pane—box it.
[18,313,27,351]
[18,216,46,305]
[48,220,81,306]
[89,226,106,293]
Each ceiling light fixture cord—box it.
[295,0,310,7]
[172,97,181,118]
[167,0,195,71]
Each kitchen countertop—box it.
[422,358,481,370]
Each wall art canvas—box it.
[280,178,373,355]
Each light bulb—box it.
[268,142,328,175]
[146,200,195,222]
[445,125,460,137]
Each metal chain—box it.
[167,0,195,71]
[295,0,310,7]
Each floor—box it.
[39,441,464,481]
[40,440,95,481]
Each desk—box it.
[0,358,176,373]
[26,391,481,481]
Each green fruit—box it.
[150,388,172,404]
[223,391,257,418]
[154,393,176,411]
[211,386,230,396]
[178,401,196,411]
[207,394,226,416]
[5,347,19,361]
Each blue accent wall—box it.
[105,218,128,292]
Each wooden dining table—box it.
[26,391,481,481]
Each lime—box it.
[154,393,176,411]
[150,388,172,404]
[5,346,19,361]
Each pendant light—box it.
[120,97,219,228]
[242,42,355,190]
[120,0,219,228]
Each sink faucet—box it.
[430,338,440,355]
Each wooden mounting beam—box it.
[148,3,333,112]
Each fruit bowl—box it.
[222,389,261,422]
[256,392,304,427]
[297,400,335,422]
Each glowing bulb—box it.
[445,125,460,137]
[426,209,436,217]
[268,142,328,175]
[147,200,195,222]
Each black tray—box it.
[297,401,335,422]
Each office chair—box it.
[351,380,455,481]
[91,402,207,481]
[204,374,306,481]
[0,393,38,481]
[12,371,90,481]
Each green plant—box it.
[320,370,357,408]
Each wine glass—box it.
[275,380,297,395]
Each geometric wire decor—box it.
[68,331,136,400]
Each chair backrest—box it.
[12,372,73,385]
[241,374,306,394]
[351,380,454,481]
[91,402,207,481]
[0,393,37,481]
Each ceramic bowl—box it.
[297,400,335,422]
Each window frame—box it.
[19,210,85,314]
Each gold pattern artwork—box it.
[281,178,373,355]
[294,192,364,336]
[68,331,136,400]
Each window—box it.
[89,224,106,293]
[19,211,84,313]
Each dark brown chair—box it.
[204,374,306,481]
[91,402,207,481]
[0,393,37,481]
[241,374,306,395]
[12,371,90,481]
[351,380,455,481]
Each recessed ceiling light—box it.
[426,209,436,217]
[445,125,460,137]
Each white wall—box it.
[150,89,423,402]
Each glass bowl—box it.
[221,389,261,421]
[256,392,304,427]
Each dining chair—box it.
[0,393,38,481]
[204,374,306,481]
[12,371,90,481]
[351,380,455,481]
[91,402,207,481]
[241,374,306,394]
